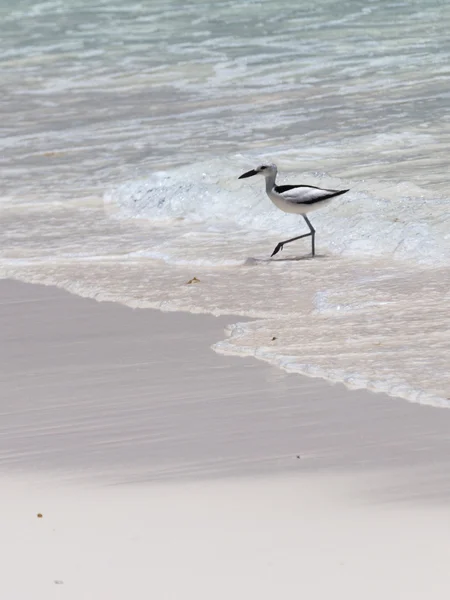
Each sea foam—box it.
[106,158,450,267]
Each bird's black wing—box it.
[274,185,349,204]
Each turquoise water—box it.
[1,0,449,406]
[2,0,450,199]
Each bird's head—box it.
[238,163,277,179]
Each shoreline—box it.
[3,234,447,410]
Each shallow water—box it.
[1,0,449,406]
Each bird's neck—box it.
[264,172,277,192]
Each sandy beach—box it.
[1,278,450,599]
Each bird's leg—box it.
[271,215,317,258]
[303,215,316,257]
[271,232,312,257]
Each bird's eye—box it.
[261,166,266,170]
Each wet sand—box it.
[2,279,450,599]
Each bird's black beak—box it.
[238,169,257,179]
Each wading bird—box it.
[239,163,349,257]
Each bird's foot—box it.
[271,243,284,257]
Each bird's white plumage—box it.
[273,187,336,203]
[239,162,348,215]
[268,189,335,215]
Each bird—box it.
[238,163,349,257]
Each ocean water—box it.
[1,0,449,406]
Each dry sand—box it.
[1,279,450,599]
